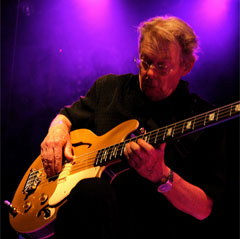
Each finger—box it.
[41,156,48,169]
[126,141,141,158]
[64,140,74,162]
[158,142,166,152]
[128,158,137,169]
[124,146,129,159]
[126,142,144,169]
[130,140,152,162]
[137,138,155,152]
[41,145,46,161]
[41,141,48,159]
[124,143,136,167]
[41,145,51,176]
[54,147,63,174]
[46,147,55,176]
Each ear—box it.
[181,59,195,76]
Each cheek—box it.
[155,76,180,95]
[155,77,170,90]
[165,76,180,93]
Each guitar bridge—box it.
[22,169,41,194]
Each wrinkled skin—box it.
[124,42,191,181]
[41,117,73,177]
[40,41,213,220]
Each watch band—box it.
[156,169,173,193]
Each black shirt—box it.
[59,73,226,238]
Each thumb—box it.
[64,140,74,161]
[158,142,166,152]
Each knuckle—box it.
[46,140,59,148]
[133,147,140,154]
[55,154,62,160]
[46,158,53,166]
[41,151,45,158]
[53,141,61,147]
[41,141,48,149]
[55,165,62,173]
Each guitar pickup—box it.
[22,169,41,194]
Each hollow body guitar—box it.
[9,101,240,238]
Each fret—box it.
[147,132,152,144]
[215,108,220,121]
[100,150,105,163]
[162,127,167,141]
[109,146,115,160]
[192,117,196,130]
[120,142,125,156]
[95,152,100,166]
[101,149,107,163]
[143,133,150,143]
[229,104,233,116]
[105,148,109,161]
[94,101,239,167]
[181,120,186,134]
[154,129,159,144]
[172,123,177,137]
[133,136,140,144]
[106,148,109,161]
[203,113,208,126]
[112,145,118,158]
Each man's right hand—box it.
[41,115,73,177]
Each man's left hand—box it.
[124,139,169,183]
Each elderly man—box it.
[41,16,226,239]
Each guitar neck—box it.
[95,101,240,167]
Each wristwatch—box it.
[156,169,173,193]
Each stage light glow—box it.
[72,0,110,21]
[198,0,230,21]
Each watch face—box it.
[157,181,172,193]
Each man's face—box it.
[139,42,187,101]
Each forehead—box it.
[140,41,182,62]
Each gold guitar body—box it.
[9,101,240,237]
[9,119,139,236]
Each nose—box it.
[146,65,158,78]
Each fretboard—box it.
[94,101,240,167]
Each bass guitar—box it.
[7,101,240,238]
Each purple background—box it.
[2,0,239,237]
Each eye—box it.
[157,62,171,71]
[141,59,151,69]
[158,64,168,70]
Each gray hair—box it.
[138,16,199,63]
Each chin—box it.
[148,90,170,102]
[147,94,166,102]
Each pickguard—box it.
[48,164,100,206]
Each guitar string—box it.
[70,101,240,166]
[26,104,239,185]
[59,107,237,175]
[26,112,237,188]
[25,103,239,186]
[26,106,239,187]
[31,114,238,188]
[36,162,95,187]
